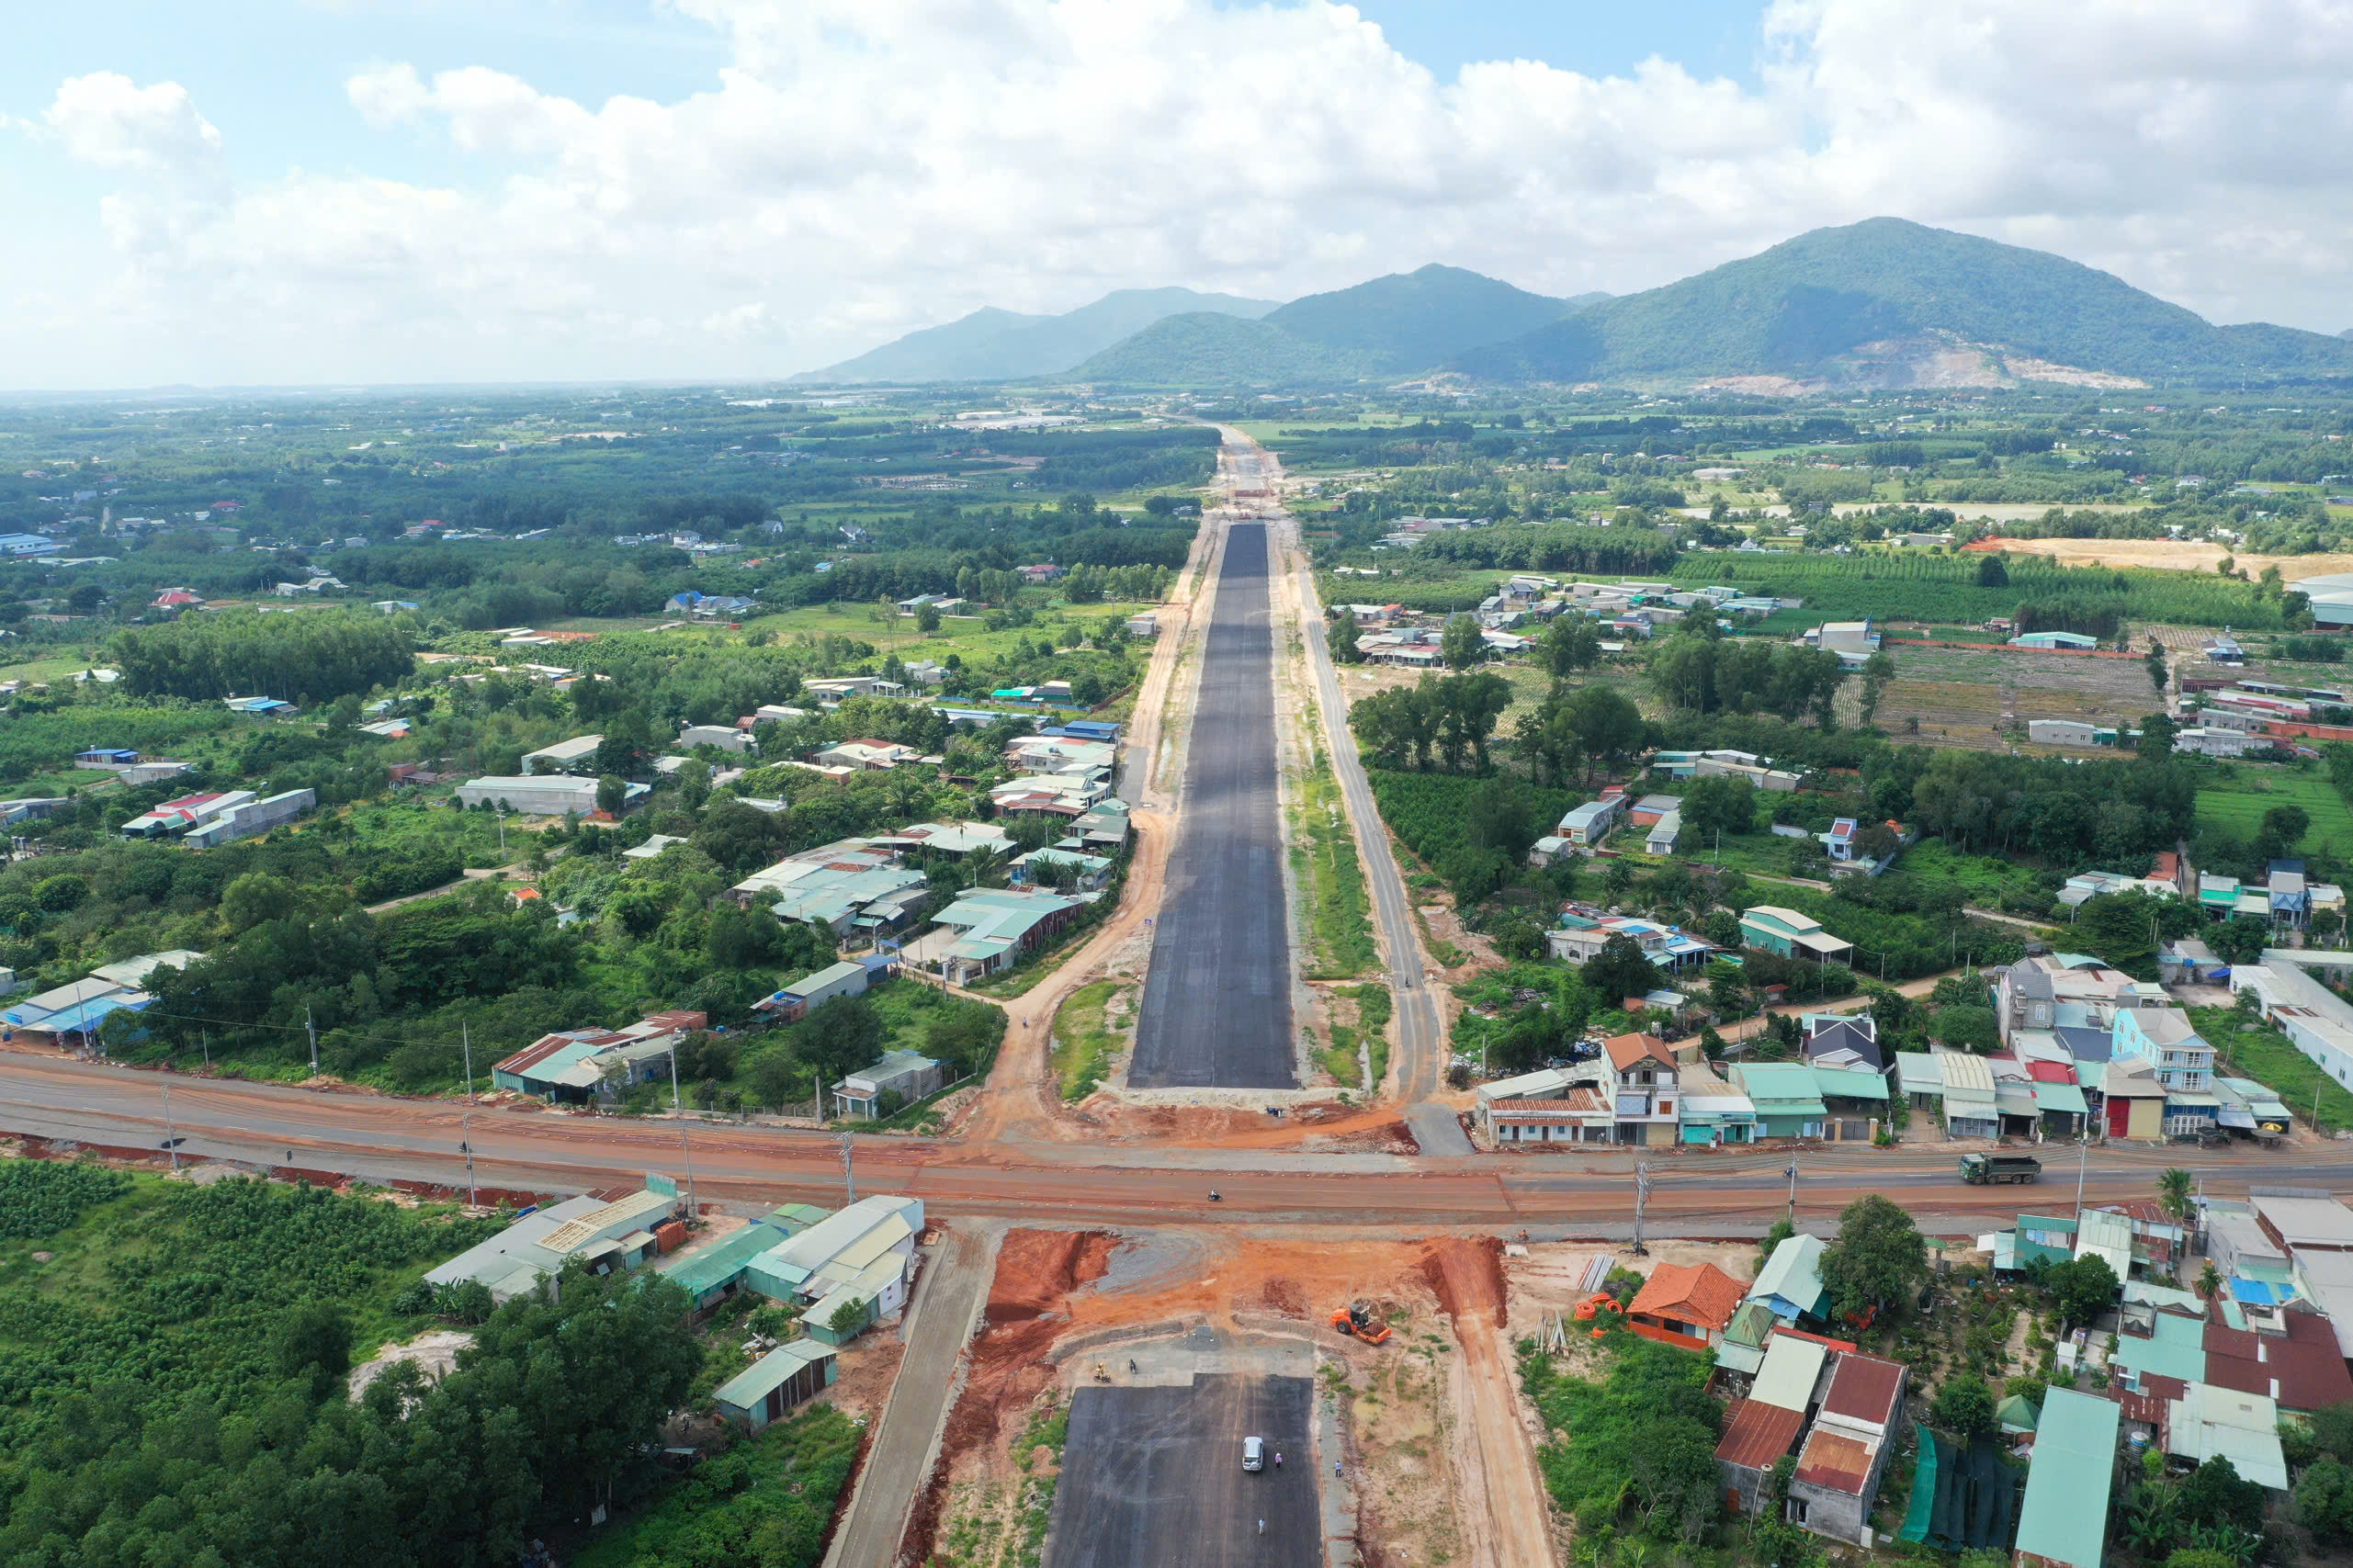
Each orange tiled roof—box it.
[1627,1261,1745,1331]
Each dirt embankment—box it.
[900,1230,1115,1564]
[1420,1236,1556,1568]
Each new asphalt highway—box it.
[1128,518,1296,1089]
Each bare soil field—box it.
[1867,643,2160,751]
[909,1228,1553,1568]
[1976,536,2353,581]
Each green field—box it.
[733,599,1162,664]
[2189,1007,2353,1136]
[2193,771,2353,856]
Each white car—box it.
[1241,1435,1264,1472]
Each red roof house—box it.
[1627,1262,1747,1348]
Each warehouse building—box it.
[456,775,650,816]
[424,1183,683,1302]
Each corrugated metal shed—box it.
[2013,1389,2121,1568]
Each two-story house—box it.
[2110,1007,2219,1135]
[1604,1032,1680,1145]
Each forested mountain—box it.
[798,287,1277,383]
[1068,311,1376,385]
[1262,264,1597,371]
[1452,218,2353,389]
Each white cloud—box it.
[11,1,2353,386]
[41,71,222,174]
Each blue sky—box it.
[4,0,2347,387]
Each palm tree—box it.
[2197,1260,2223,1303]
[1614,1540,1650,1568]
[2156,1167,2194,1224]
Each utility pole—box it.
[841,1132,855,1207]
[1785,1160,1799,1225]
[2075,1137,2088,1220]
[305,1006,318,1075]
[460,1021,478,1208]
[161,1082,179,1174]
[1632,1161,1652,1257]
[496,809,506,856]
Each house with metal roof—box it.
[1715,1397,1809,1517]
[0,950,202,1045]
[491,1010,707,1100]
[1788,1353,1907,1545]
[658,1204,831,1310]
[2166,1382,2288,1490]
[1729,1063,1827,1139]
[1748,1234,1829,1324]
[831,1049,943,1120]
[1737,906,1853,964]
[714,1339,839,1429]
[741,1194,924,1343]
[753,959,875,1022]
[907,886,1087,983]
[1936,1051,1999,1139]
[2012,1389,2121,1568]
[1677,1062,1755,1145]
[1557,793,1628,846]
[424,1184,681,1302]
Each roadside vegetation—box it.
[1289,742,1378,979]
[1050,980,1127,1101]
[571,1404,860,1568]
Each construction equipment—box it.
[1330,1300,1392,1345]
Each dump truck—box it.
[1959,1152,2042,1185]
[1331,1300,1392,1345]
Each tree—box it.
[2157,1167,2194,1224]
[1680,775,1756,838]
[2047,1253,2120,1329]
[1584,933,1660,1011]
[915,601,942,634]
[2177,1453,2267,1533]
[2257,803,2311,860]
[1331,615,1363,664]
[276,1301,354,1400]
[595,773,627,816]
[2209,916,2270,966]
[827,1295,870,1337]
[2137,711,2178,764]
[1442,612,1485,670]
[221,870,300,934]
[1976,554,2008,587]
[1819,1193,1927,1320]
[749,1048,802,1110]
[1931,1004,2000,1054]
[1542,615,1602,679]
[2297,1458,2353,1547]
[798,994,885,1086]
[2197,1259,2223,1303]
[2146,641,2169,694]
[1859,649,1895,728]
[1931,1374,1997,1441]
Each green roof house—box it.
[2013,1388,2121,1568]
[1729,1063,1827,1139]
[1737,906,1853,964]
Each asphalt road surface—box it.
[1129,520,1296,1089]
[1049,1373,1317,1568]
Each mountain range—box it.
[796,220,2353,390]
[794,287,1277,384]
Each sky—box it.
[4,0,2350,389]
